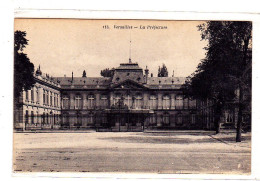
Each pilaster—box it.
[171,94,175,109]
[70,92,75,109]
[158,93,163,109]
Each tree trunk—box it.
[236,85,243,142]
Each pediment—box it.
[111,79,148,90]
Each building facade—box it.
[14,66,62,130]
[14,61,201,131]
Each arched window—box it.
[76,112,82,126]
[176,95,183,109]
[62,112,69,126]
[150,114,157,126]
[134,94,142,109]
[62,95,70,109]
[114,93,121,105]
[163,95,170,109]
[124,94,132,108]
[75,94,83,109]
[87,113,95,125]
[149,95,157,109]
[163,112,170,125]
[88,94,95,108]
[177,114,183,125]
[101,94,108,108]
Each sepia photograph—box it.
[13,19,252,174]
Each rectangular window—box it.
[176,95,183,109]
[31,111,34,124]
[149,95,157,109]
[46,91,49,105]
[189,99,196,109]
[75,95,82,109]
[63,96,69,109]
[25,91,29,101]
[31,89,34,102]
[184,98,189,109]
[88,95,95,109]
[50,92,53,106]
[43,90,45,104]
[191,114,196,124]
[163,95,170,109]
[176,114,183,125]
[53,93,55,106]
[101,95,108,108]
[150,115,157,126]
[25,110,29,124]
[36,88,39,103]
[56,94,59,107]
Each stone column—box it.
[58,93,61,108]
[38,86,43,106]
[171,94,175,109]
[157,93,163,109]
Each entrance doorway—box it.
[107,113,146,132]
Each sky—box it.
[14,19,207,78]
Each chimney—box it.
[144,66,149,83]
[72,72,74,82]
[172,70,174,77]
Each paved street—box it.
[13,131,251,174]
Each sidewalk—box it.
[144,129,216,134]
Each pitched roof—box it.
[54,76,187,90]
[147,77,187,85]
[115,63,142,70]
[54,77,111,89]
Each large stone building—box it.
[14,60,201,131]
[14,66,61,130]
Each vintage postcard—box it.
[13,19,251,175]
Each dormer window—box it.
[116,77,120,81]
[137,77,141,81]
[127,73,130,76]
